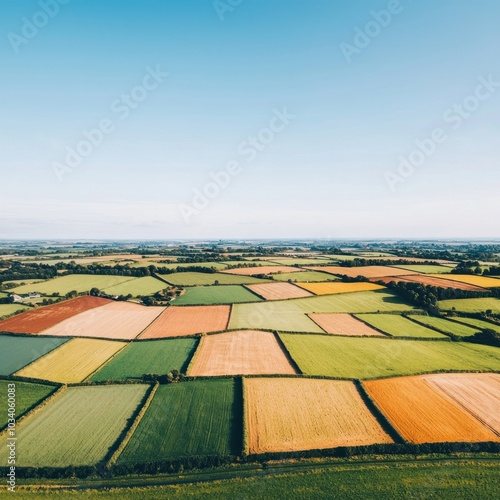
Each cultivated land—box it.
[90,338,197,381]
[0,296,112,334]
[245,282,313,300]
[438,297,500,313]
[280,334,500,378]
[389,264,456,274]
[102,276,167,297]
[363,376,499,444]
[41,302,165,340]
[0,385,147,467]
[245,378,392,454]
[118,379,241,462]
[408,315,480,337]
[0,303,28,318]
[140,305,230,338]
[173,285,262,305]
[188,331,296,377]
[263,258,332,265]
[296,282,385,295]
[430,274,500,288]
[14,338,127,383]
[393,275,487,291]
[305,266,418,278]
[0,334,69,375]
[355,314,446,339]
[448,316,500,333]
[158,272,269,286]
[308,313,384,336]
[271,270,338,282]
[222,266,304,276]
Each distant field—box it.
[245,378,392,454]
[222,266,304,276]
[118,379,241,462]
[355,314,446,339]
[397,275,486,291]
[0,303,29,318]
[296,282,385,295]
[0,385,147,467]
[133,261,227,270]
[14,338,127,383]
[447,316,500,333]
[158,272,270,286]
[430,274,500,288]
[245,282,313,300]
[438,297,500,313]
[264,258,332,266]
[408,315,480,337]
[173,285,262,305]
[305,266,418,279]
[102,276,167,296]
[389,264,455,274]
[308,313,384,336]
[280,335,500,378]
[271,270,338,282]
[91,338,196,381]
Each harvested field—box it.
[363,376,500,444]
[308,313,385,336]
[245,282,313,300]
[296,282,384,295]
[102,276,167,297]
[271,270,338,282]
[0,296,112,334]
[399,275,486,291]
[448,317,500,333]
[140,305,230,339]
[245,378,392,454]
[430,274,500,288]
[40,302,165,340]
[188,331,296,376]
[438,297,500,314]
[355,314,446,339]
[158,272,270,286]
[14,338,127,383]
[222,266,304,276]
[173,285,262,305]
[390,264,456,274]
[304,266,418,279]
[408,315,480,337]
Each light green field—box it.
[264,258,331,266]
[158,272,270,286]
[173,285,262,305]
[1,279,46,286]
[438,297,500,314]
[102,276,167,297]
[447,316,500,333]
[118,379,241,463]
[229,290,418,332]
[280,334,500,378]
[132,262,227,270]
[389,264,455,274]
[355,314,446,339]
[0,385,148,466]
[223,260,280,267]
[0,303,29,318]
[408,315,480,337]
[271,270,338,282]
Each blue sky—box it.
[1,0,499,239]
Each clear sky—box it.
[1,0,499,239]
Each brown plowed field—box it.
[245,378,392,454]
[188,330,296,376]
[221,266,304,276]
[363,376,500,444]
[0,296,112,334]
[139,305,230,338]
[305,266,418,279]
[245,283,313,300]
[308,313,384,336]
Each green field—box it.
[0,379,56,429]
[0,335,69,375]
[0,303,28,318]
[280,334,500,378]
[158,272,270,286]
[229,290,418,332]
[0,385,148,467]
[118,379,241,463]
[264,258,331,266]
[131,262,228,270]
[90,339,197,381]
[271,270,338,282]
[355,314,446,339]
[173,285,262,305]
[102,276,167,297]
[447,316,500,333]
[389,264,455,274]
[408,315,480,337]
[438,297,500,314]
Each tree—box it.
[90,287,100,296]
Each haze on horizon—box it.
[1,0,499,240]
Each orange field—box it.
[400,275,486,291]
[245,378,392,454]
[428,274,500,289]
[424,373,500,435]
[363,376,500,444]
[221,266,304,276]
[304,266,418,279]
[188,330,296,376]
[139,305,230,338]
[40,302,165,340]
[245,282,313,300]
[296,282,384,295]
[308,313,384,336]
[0,296,112,334]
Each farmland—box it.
[305,266,418,279]
[354,314,446,339]
[271,270,338,282]
[363,376,499,444]
[91,338,197,381]
[0,385,147,467]
[408,315,480,337]
[429,274,500,288]
[245,378,392,454]
[140,305,230,338]
[118,379,241,462]
[398,275,487,291]
[188,331,296,376]
[280,334,500,378]
[448,316,500,333]
[245,282,313,300]
[173,285,262,305]
[296,282,385,295]
[389,264,456,274]
[308,313,384,336]
[222,266,304,276]
[158,272,269,286]
[102,276,167,296]
[438,297,500,313]
[0,303,29,318]
[14,338,127,383]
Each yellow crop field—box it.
[296,282,385,295]
[429,274,500,288]
[14,338,127,383]
[245,378,392,454]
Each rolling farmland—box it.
[222,266,304,276]
[448,316,500,333]
[102,276,167,297]
[173,285,262,305]
[438,297,500,313]
[245,282,313,300]
[0,304,29,319]
[407,315,480,337]
[305,266,418,279]
[398,275,487,291]
[355,314,446,339]
[271,270,338,282]
[389,264,456,274]
[296,282,385,295]
[158,272,269,286]
[308,313,384,336]
[429,274,500,288]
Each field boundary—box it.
[241,376,249,457]
[185,335,205,375]
[82,341,131,383]
[274,332,302,375]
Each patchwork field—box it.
[398,275,486,291]
[280,334,500,378]
[245,378,392,454]
[222,266,304,276]
[408,315,480,337]
[438,297,500,314]
[118,379,241,462]
[355,314,446,339]
[430,274,500,288]
[245,282,313,300]
[306,266,418,279]
[140,305,230,338]
[447,316,500,333]
[0,296,112,334]
[158,272,269,286]
[14,338,127,383]
[271,270,338,282]
[0,385,147,466]
[0,303,29,319]
[308,313,384,336]
[363,376,499,444]
[41,302,165,340]
[389,264,456,274]
[173,285,262,305]
[296,282,385,295]
[188,330,296,376]
[91,338,197,381]
[264,258,332,266]
[102,276,167,297]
